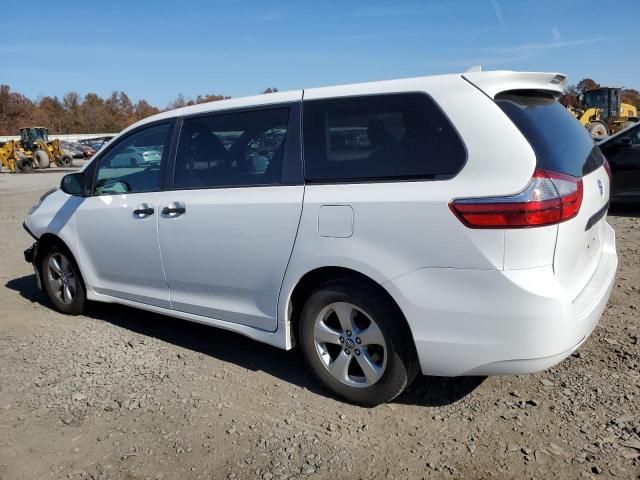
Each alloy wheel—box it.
[313,301,387,388]
[46,253,77,305]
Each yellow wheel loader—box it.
[569,88,638,139]
[18,127,74,169]
[0,140,35,173]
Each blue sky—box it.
[2,0,639,106]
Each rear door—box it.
[496,92,610,297]
[157,103,304,331]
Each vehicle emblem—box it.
[597,179,604,197]
[345,338,355,349]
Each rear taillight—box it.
[603,157,611,182]
[450,169,583,228]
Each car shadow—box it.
[5,274,484,408]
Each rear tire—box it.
[41,244,86,315]
[15,158,34,173]
[33,149,50,168]
[58,154,73,167]
[298,279,419,406]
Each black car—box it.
[598,122,640,203]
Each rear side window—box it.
[496,92,603,177]
[303,93,466,182]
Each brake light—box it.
[603,157,611,182]
[450,169,583,228]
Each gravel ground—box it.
[0,171,638,480]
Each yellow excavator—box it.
[18,127,73,168]
[0,140,34,173]
[569,87,638,139]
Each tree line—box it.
[558,78,640,110]
[3,78,639,136]
[0,86,279,136]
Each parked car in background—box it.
[60,142,85,159]
[597,122,640,203]
[109,146,163,167]
[79,136,113,152]
[23,70,618,406]
[74,143,96,159]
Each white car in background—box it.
[23,70,617,405]
[109,146,162,167]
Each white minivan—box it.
[23,70,618,405]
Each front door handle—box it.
[161,203,186,216]
[133,205,154,216]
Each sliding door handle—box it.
[161,203,186,215]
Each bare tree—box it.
[576,78,600,98]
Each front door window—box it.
[94,124,171,195]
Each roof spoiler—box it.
[462,70,567,98]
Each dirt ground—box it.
[0,170,638,480]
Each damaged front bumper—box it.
[24,242,37,264]
[23,223,42,290]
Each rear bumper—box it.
[384,222,618,376]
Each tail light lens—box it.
[450,169,583,228]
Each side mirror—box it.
[60,172,87,196]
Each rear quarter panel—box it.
[278,75,538,332]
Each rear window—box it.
[496,91,603,177]
[303,93,466,182]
